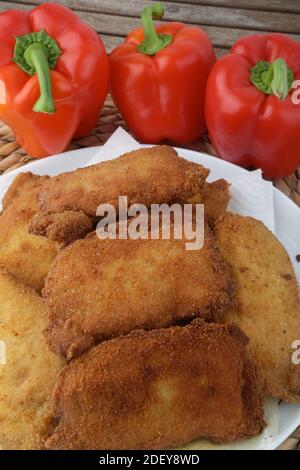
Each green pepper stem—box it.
[250,58,293,100]
[24,43,55,113]
[14,30,61,114]
[138,3,172,55]
[271,58,289,99]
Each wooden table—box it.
[1,0,300,56]
[0,0,300,451]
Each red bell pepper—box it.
[205,33,300,178]
[110,3,216,144]
[0,3,109,157]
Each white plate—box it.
[0,145,300,450]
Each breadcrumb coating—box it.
[0,267,64,449]
[215,212,300,402]
[30,146,209,244]
[43,224,236,360]
[0,173,59,292]
[44,320,264,450]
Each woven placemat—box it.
[0,95,299,450]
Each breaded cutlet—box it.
[29,146,210,245]
[44,320,264,449]
[0,266,64,449]
[43,224,236,360]
[215,212,300,402]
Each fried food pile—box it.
[0,145,299,449]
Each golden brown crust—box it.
[0,172,59,292]
[202,179,230,225]
[29,210,94,246]
[43,225,236,360]
[0,266,64,449]
[44,320,264,450]
[214,212,300,402]
[2,172,45,209]
[188,179,230,226]
[30,146,209,243]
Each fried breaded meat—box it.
[44,320,264,449]
[214,213,300,402]
[43,225,235,360]
[0,173,59,292]
[0,267,64,449]
[29,146,209,244]
[188,179,230,225]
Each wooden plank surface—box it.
[6,0,300,34]
[2,1,300,49]
[167,0,300,14]
[1,0,300,55]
